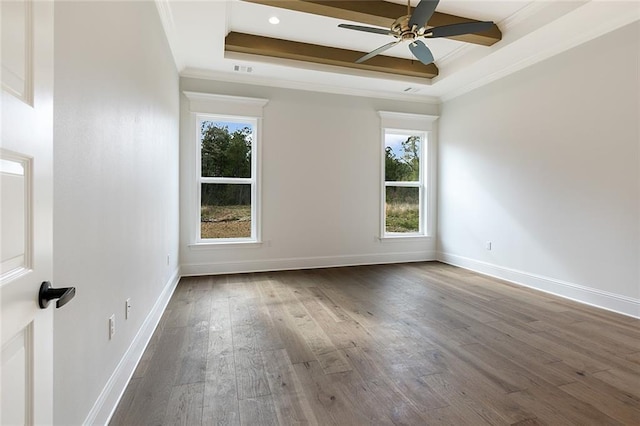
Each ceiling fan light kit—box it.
[339,0,495,66]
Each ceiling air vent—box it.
[233,65,253,73]
[403,87,420,93]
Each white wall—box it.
[438,22,639,317]
[53,2,179,424]
[179,78,439,275]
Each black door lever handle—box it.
[39,281,76,309]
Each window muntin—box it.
[383,130,426,236]
[197,116,257,242]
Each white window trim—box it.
[185,92,268,247]
[378,111,438,240]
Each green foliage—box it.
[385,147,412,182]
[385,135,420,181]
[385,135,421,232]
[385,202,419,233]
[201,183,251,208]
[385,185,420,233]
[201,122,252,178]
[200,123,252,206]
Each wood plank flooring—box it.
[110,262,640,425]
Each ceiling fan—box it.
[338,0,494,65]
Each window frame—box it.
[183,91,269,248]
[383,128,427,237]
[378,111,438,241]
[196,114,259,243]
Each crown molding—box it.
[183,91,269,108]
[180,67,442,104]
[378,110,439,122]
[154,0,183,71]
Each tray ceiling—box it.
[156,0,640,101]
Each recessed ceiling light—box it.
[268,16,280,25]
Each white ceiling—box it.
[156,0,640,102]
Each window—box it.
[197,115,257,242]
[384,130,425,235]
[379,111,437,239]
[185,91,268,247]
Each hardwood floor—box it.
[110,262,640,425]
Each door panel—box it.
[1,325,33,425]
[1,0,54,424]
[0,154,30,278]
[1,0,32,104]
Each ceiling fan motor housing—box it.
[392,15,427,42]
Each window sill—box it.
[378,235,433,242]
[189,240,263,250]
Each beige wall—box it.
[438,22,639,316]
[179,78,440,275]
[53,2,180,424]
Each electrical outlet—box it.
[125,298,131,319]
[109,314,115,339]
[486,241,492,251]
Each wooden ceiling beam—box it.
[242,0,502,46]
[225,32,438,79]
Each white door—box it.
[1,0,55,424]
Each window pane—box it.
[201,120,252,178]
[385,186,419,233]
[201,183,251,239]
[385,133,420,182]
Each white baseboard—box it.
[181,251,436,276]
[437,252,640,319]
[84,267,181,425]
